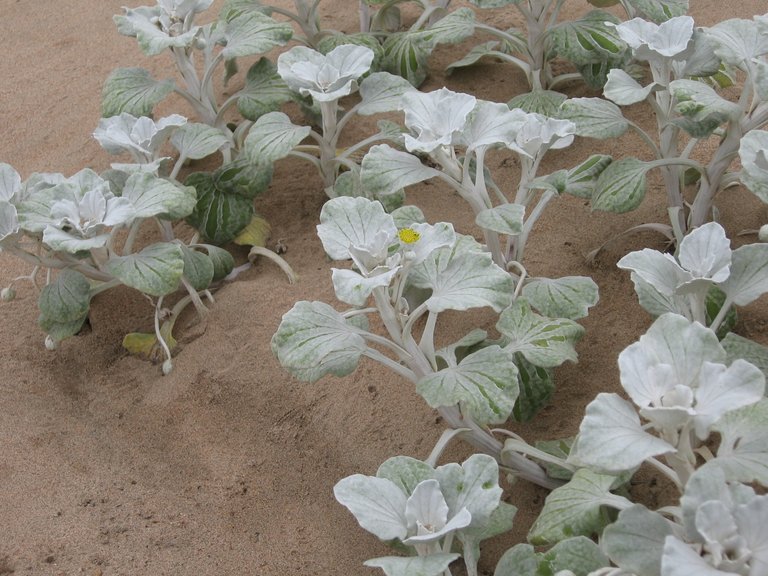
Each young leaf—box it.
[559,97,629,139]
[433,454,502,527]
[271,301,367,382]
[101,67,175,118]
[416,345,519,425]
[105,243,185,297]
[333,475,408,541]
[237,58,293,122]
[669,80,742,138]
[245,112,311,163]
[316,196,397,261]
[199,244,235,281]
[528,468,631,545]
[360,145,442,199]
[592,157,651,213]
[521,276,599,320]
[475,203,525,236]
[568,393,675,473]
[601,504,673,576]
[114,8,200,56]
[401,88,477,153]
[364,554,460,576]
[496,299,585,368]
[603,69,658,106]
[459,101,528,152]
[219,11,293,59]
[171,123,229,160]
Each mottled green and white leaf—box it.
[602,504,673,576]
[122,172,197,220]
[475,203,524,236]
[592,157,651,213]
[559,97,629,139]
[101,67,175,118]
[521,276,599,320]
[361,145,442,199]
[245,112,311,163]
[105,242,185,297]
[219,10,292,59]
[171,123,229,160]
[358,72,416,115]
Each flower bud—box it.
[45,335,58,351]
[0,287,15,302]
[759,224,768,242]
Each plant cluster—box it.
[3,0,768,575]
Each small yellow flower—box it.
[398,228,421,244]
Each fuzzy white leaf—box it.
[401,88,476,153]
[220,10,293,59]
[604,69,658,105]
[364,554,460,576]
[245,111,311,163]
[719,243,768,306]
[706,17,768,68]
[433,454,502,528]
[316,196,397,262]
[559,97,629,139]
[521,276,599,320]
[358,72,416,115]
[360,144,443,198]
[170,123,229,160]
[333,475,408,541]
[740,130,768,203]
[475,203,525,236]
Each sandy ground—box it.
[1,1,767,575]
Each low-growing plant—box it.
[560,13,768,243]
[272,195,600,488]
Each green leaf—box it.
[271,301,367,383]
[418,8,475,45]
[361,145,442,199]
[377,456,435,496]
[382,32,432,87]
[497,299,584,368]
[563,154,614,198]
[105,242,185,297]
[180,245,214,291]
[721,333,768,379]
[626,0,688,23]
[171,123,229,160]
[494,544,540,576]
[219,11,293,59]
[542,536,611,575]
[559,97,629,139]
[670,79,742,138]
[534,437,575,480]
[416,346,519,426]
[245,111,311,163]
[548,10,626,66]
[199,244,235,281]
[358,72,416,116]
[512,353,554,422]
[602,505,672,576]
[237,58,293,122]
[528,468,630,545]
[475,203,524,236]
[101,67,175,118]
[184,171,253,245]
[37,269,92,341]
[410,246,514,313]
[122,172,197,220]
[508,90,567,117]
[364,554,460,576]
[592,157,651,213]
[447,41,505,74]
[521,276,599,320]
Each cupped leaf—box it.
[358,72,416,116]
[105,242,185,297]
[528,468,631,546]
[245,111,311,163]
[198,244,235,281]
[592,157,651,213]
[568,393,676,473]
[122,172,197,220]
[364,554,460,576]
[706,17,768,69]
[475,203,524,236]
[706,399,768,484]
[219,10,293,59]
[512,354,554,422]
[180,245,215,291]
[670,79,742,138]
[416,345,519,425]
[114,8,200,56]
[617,248,688,297]
[185,171,253,245]
[101,67,175,118]
[548,10,626,66]
[521,276,599,320]
[361,145,443,199]
[559,97,629,139]
[171,123,229,160]
[410,246,513,313]
[497,299,584,368]
[601,504,673,576]
[271,301,367,382]
[237,58,293,122]
[382,32,432,87]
